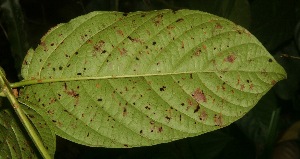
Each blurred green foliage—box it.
[1,0,300,158]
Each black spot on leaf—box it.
[194,104,200,113]
[165,116,171,121]
[176,18,184,22]
[160,86,166,91]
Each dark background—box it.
[1,0,300,158]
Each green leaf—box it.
[17,9,286,147]
[21,104,56,158]
[0,100,55,158]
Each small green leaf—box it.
[17,9,286,147]
[21,104,56,158]
[0,103,55,158]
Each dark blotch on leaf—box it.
[59,66,63,70]
[75,52,79,55]
[140,130,143,134]
[181,103,184,106]
[165,116,171,121]
[128,36,134,41]
[192,88,207,103]
[52,68,55,71]
[176,18,184,22]
[152,41,156,45]
[77,73,82,75]
[98,98,102,102]
[160,86,166,91]
[268,58,273,62]
[225,54,236,63]
[194,104,200,113]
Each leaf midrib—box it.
[11,70,284,88]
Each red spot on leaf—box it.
[87,39,93,44]
[158,126,163,133]
[215,23,223,29]
[225,54,236,63]
[249,84,254,90]
[192,88,207,103]
[200,110,208,121]
[167,25,175,30]
[271,80,277,85]
[240,84,245,91]
[118,47,127,56]
[96,83,100,88]
[214,114,223,126]
[49,98,56,104]
[93,40,105,55]
[194,48,201,56]
[40,41,48,51]
[123,107,127,117]
[154,14,163,26]
[116,30,124,36]
[64,87,79,106]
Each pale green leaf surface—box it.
[18,9,286,147]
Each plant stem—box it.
[0,68,51,159]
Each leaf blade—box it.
[18,9,286,147]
